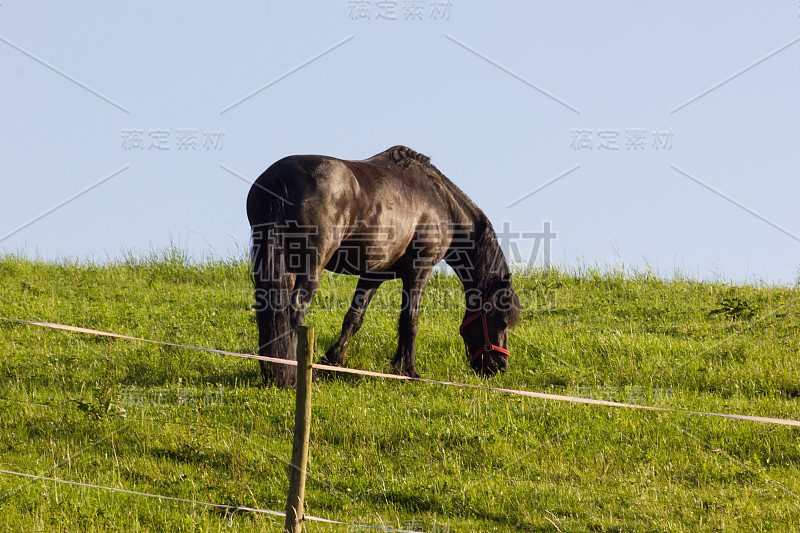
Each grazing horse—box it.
[247,146,520,387]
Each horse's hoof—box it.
[395,366,421,380]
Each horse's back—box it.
[247,149,425,226]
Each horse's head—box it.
[460,273,520,376]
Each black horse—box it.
[247,146,520,387]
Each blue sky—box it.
[1,1,798,284]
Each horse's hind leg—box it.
[322,276,383,366]
[289,269,321,330]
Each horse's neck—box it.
[447,216,507,294]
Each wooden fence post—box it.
[284,325,314,533]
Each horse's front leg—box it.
[392,270,432,379]
[323,275,384,366]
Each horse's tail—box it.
[249,185,297,387]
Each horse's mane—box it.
[386,145,433,168]
[380,145,519,324]
[383,146,476,207]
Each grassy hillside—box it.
[0,252,799,532]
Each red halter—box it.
[459,311,510,365]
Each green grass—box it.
[1,251,799,532]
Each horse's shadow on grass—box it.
[312,363,372,386]
[121,355,264,390]
[118,336,382,391]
